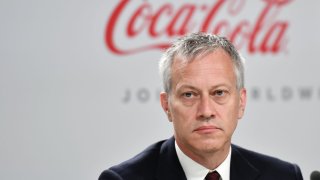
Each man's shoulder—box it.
[232,144,303,179]
[232,144,297,167]
[111,139,166,171]
[99,139,168,180]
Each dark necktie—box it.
[205,171,220,180]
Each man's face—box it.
[160,49,246,157]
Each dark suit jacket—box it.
[99,137,303,180]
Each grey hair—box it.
[159,32,245,93]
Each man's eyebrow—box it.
[177,84,197,89]
[175,84,200,92]
[210,84,232,89]
[177,84,231,90]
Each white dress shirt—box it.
[175,141,231,180]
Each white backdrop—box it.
[0,0,319,179]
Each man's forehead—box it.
[172,48,231,68]
[171,49,233,73]
[170,50,236,91]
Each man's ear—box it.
[160,92,172,122]
[238,88,247,119]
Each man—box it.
[99,33,303,180]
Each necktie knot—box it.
[205,171,220,180]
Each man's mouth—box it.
[193,125,220,134]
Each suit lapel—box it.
[156,137,187,180]
[230,145,260,180]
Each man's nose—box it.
[197,95,216,120]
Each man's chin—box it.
[193,140,225,153]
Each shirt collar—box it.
[175,141,231,180]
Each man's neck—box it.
[176,140,231,170]
[175,140,232,180]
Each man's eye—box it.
[214,90,226,96]
[182,92,194,98]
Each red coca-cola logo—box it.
[105,0,292,55]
